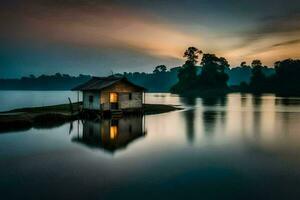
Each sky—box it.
[0,0,300,78]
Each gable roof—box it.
[72,76,146,91]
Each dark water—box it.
[1,93,300,199]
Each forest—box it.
[0,60,275,92]
[171,47,300,96]
[0,47,298,96]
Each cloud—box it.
[237,11,300,47]
[221,10,300,66]
[1,0,300,77]
[0,0,203,61]
[271,39,300,48]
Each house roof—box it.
[72,76,146,91]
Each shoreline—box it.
[0,103,182,133]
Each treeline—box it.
[0,73,91,90]
[240,59,300,95]
[170,46,300,96]
[123,65,179,92]
[0,58,282,93]
[0,71,180,92]
[123,64,275,92]
[0,66,274,92]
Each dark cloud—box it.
[236,10,300,48]
[257,12,300,34]
[272,39,300,48]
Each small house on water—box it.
[72,76,146,113]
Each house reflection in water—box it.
[72,115,146,153]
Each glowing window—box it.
[110,126,118,139]
[110,93,118,103]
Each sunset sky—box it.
[1,0,300,78]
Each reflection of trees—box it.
[241,93,247,107]
[202,98,218,106]
[253,95,262,106]
[201,96,227,137]
[181,97,196,106]
[252,95,262,138]
[181,97,197,143]
[184,109,195,143]
[201,96,227,106]
[202,111,218,136]
[275,97,300,106]
[219,96,227,106]
[275,98,295,137]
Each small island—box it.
[0,102,181,133]
[0,76,183,133]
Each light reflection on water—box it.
[1,93,300,199]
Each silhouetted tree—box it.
[199,53,229,88]
[249,59,267,91]
[240,61,251,69]
[252,60,262,68]
[272,59,300,94]
[241,61,247,67]
[171,49,231,95]
[29,74,36,79]
[153,65,167,74]
[171,47,202,93]
[183,47,203,65]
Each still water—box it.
[1,92,300,199]
[0,91,78,112]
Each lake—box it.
[1,91,300,199]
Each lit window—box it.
[110,93,118,103]
[110,126,118,139]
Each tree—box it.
[29,74,36,79]
[171,47,202,93]
[171,49,232,95]
[274,61,281,69]
[55,73,62,78]
[183,47,203,65]
[153,65,167,74]
[199,54,229,87]
[274,59,300,87]
[249,59,266,91]
[251,60,262,68]
[241,61,251,69]
[251,60,263,76]
[180,47,203,82]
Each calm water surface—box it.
[1,92,300,199]
[0,91,79,112]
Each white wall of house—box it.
[119,92,142,109]
[100,92,143,111]
[83,91,142,111]
[83,91,101,110]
